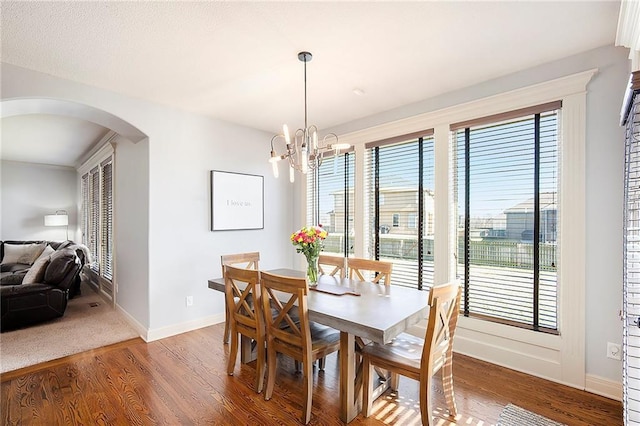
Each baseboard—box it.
[115,304,147,341]
[453,325,623,402]
[144,314,225,342]
[586,373,622,401]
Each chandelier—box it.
[269,51,350,182]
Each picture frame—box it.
[210,170,264,231]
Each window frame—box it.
[304,69,596,389]
[392,213,400,228]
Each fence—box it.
[461,239,556,271]
[322,234,556,272]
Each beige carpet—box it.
[0,284,138,373]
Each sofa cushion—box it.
[44,248,79,285]
[1,243,46,265]
[0,263,30,273]
[0,271,27,286]
[22,251,52,284]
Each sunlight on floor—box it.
[371,391,489,425]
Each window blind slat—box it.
[364,129,435,149]
[450,100,562,131]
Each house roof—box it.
[504,192,558,213]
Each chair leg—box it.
[390,372,400,391]
[302,359,313,424]
[419,374,434,426]
[264,343,277,401]
[318,357,326,370]
[442,354,457,418]
[227,328,238,376]
[255,337,265,393]
[223,301,230,344]
[362,356,373,417]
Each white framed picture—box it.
[210,170,264,231]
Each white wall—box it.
[113,134,150,329]
[324,45,628,389]
[1,62,295,340]
[1,160,78,242]
[146,106,294,336]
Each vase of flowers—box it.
[291,225,328,286]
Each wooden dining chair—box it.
[360,281,462,425]
[260,271,340,424]
[220,252,260,344]
[347,257,392,285]
[223,265,266,393]
[318,254,346,278]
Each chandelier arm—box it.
[270,134,281,152]
[269,51,349,181]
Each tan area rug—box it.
[0,283,138,373]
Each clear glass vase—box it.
[306,255,319,286]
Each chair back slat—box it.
[318,255,346,278]
[421,282,462,379]
[221,252,260,270]
[347,257,392,285]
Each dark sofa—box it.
[0,240,86,332]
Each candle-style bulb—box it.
[283,124,291,145]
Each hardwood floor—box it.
[1,323,622,425]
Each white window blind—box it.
[90,166,100,272]
[364,131,435,290]
[452,103,560,332]
[623,77,640,425]
[306,152,355,256]
[101,158,114,280]
[81,173,90,252]
[80,153,114,283]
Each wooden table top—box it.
[208,268,429,344]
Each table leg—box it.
[339,332,358,423]
[240,335,257,364]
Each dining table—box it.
[208,268,429,423]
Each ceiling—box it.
[0,1,622,167]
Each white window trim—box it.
[333,69,596,391]
[78,139,115,175]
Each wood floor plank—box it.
[1,323,623,425]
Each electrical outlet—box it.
[607,342,622,361]
[185,296,194,307]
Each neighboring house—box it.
[328,186,435,236]
[503,192,557,242]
